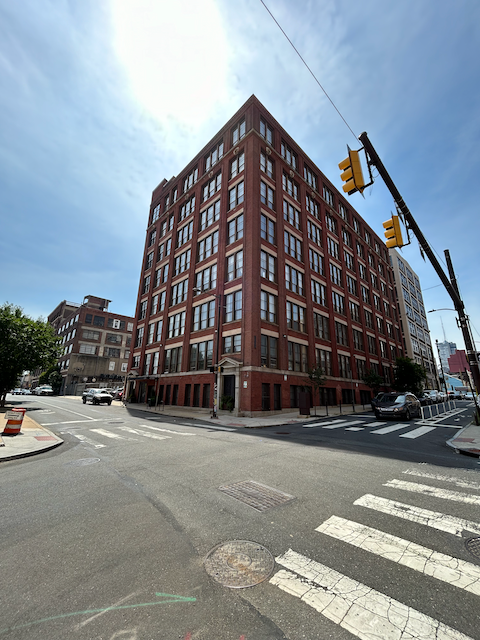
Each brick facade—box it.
[128,96,403,415]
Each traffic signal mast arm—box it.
[358,132,462,311]
[358,131,480,394]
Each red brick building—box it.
[49,295,135,395]
[447,349,469,375]
[128,96,402,415]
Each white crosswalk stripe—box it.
[403,469,480,490]
[399,425,436,438]
[269,472,479,639]
[139,424,196,436]
[90,429,133,440]
[354,493,480,536]
[119,426,171,440]
[73,433,106,449]
[322,420,364,429]
[303,419,348,428]
[384,479,480,506]
[316,515,480,596]
[371,423,408,434]
[270,550,474,640]
[302,419,440,439]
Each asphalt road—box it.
[1,396,479,640]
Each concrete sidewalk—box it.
[0,411,63,462]
[447,423,480,457]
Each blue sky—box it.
[1,0,479,354]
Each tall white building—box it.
[437,340,457,374]
[389,250,438,389]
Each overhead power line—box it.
[259,0,358,141]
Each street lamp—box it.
[193,288,222,419]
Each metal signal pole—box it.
[358,131,480,396]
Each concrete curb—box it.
[0,413,64,462]
[446,424,480,458]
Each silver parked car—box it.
[33,385,54,396]
[83,389,113,405]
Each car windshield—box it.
[382,394,405,404]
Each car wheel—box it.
[108,400,112,405]
[82,397,86,404]
[405,408,411,421]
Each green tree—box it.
[394,356,426,396]
[0,303,61,407]
[308,365,327,416]
[362,369,384,397]
[48,370,63,395]
[39,364,60,386]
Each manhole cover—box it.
[204,541,274,588]
[465,537,480,559]
[65,458,101,467]
[219,480,295,512]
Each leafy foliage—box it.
[361,369,384,396]
[0,303,61,406]
[394,356,427,396]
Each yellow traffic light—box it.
[383,215,404,248]
[338,149,365,195]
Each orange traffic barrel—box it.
[3,408,26,435]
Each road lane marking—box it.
[40,419,104,426]
[271,549,474,640]
[354,494,480,537]
[322,420,364,429]
[33,399,97,420]
[139,424,196,436]
[362,421,387,427]
[303,420,348,428]
[399,426,436,439]
[90,429,130,440]
[371,423,408,435]
[345,427,364,431]
[403,470,480,491]
[73,434,106,449]
[384,479,480,506]
[119,427,171,441]
[316,515,480,596]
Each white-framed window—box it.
[205,140,224,172]
[232,118,246,145]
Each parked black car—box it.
[371,393,385,411]
[374,392,421,420]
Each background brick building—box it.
[49,295,134,395]
[128,96,403,415]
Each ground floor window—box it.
[184,384,191,406]
[262,383,270,411]
[342,388,354,405]
[202,383,210,408]
[193,384,200,407]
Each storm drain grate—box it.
[204,540,274,588]
[218,480,295,512]
[465,537,480,559]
